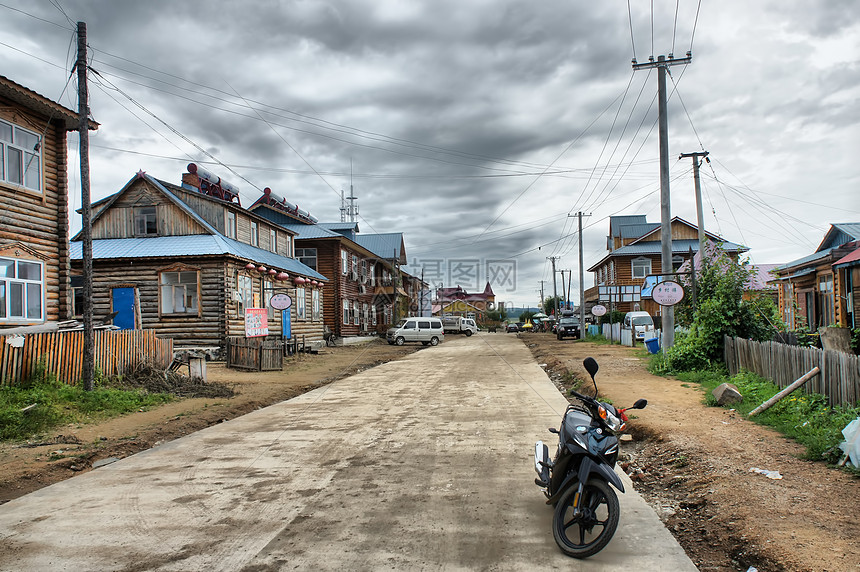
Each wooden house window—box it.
[312,289,321,321]
[226,211,237,239]
[237,274,253,311]
[341,250,348,275]
[296,248,317,271]
[632,257,651,279]
[818,274,834,327]
[353,301,360,325]
[296,286,306,319]
[134,206,158,236]
[343,299,349,325]
[269,228,277,253]
[0,257,43,321]
[159,271,199,315]
[250,221,259,247]
[372,305,377,326]
[0,119,42,193]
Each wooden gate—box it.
[226,338,283,371]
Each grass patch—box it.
[584,333,610,345]
[659,364,860,467]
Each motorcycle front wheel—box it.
[552,478,619,559]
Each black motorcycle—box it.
[533,357,647,558]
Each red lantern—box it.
[245,262,255,270]
[295,277,305,285]
[277,272,289,281]
[257,266,267,273]
[268,269,277,276]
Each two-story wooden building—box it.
[249,189,425,337]
[0,75,97,330]
[70,167,327,354]
[585,215,746,317]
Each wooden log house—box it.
[249,191,427,337]
[585,216,747,317]
[0,75,98,330]
[70,169,327,356]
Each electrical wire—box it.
[627,0,637,61]
[672,0,679,55]
[690,0,702,53]
[0,2,71,30]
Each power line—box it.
[0,2,71,30]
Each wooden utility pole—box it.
[679,151,709,255]
[77,22,94,391]
[634,53,692,350]
[576,212,590,339]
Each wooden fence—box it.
[0,329,174,387]
[226,337,283,371]
[724,336,860,407]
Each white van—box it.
[623,311,655,341]
[387,317,445,346]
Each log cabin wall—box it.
[0,103,72,326]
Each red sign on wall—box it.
[244,308,269,337]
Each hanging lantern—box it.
[257,266,267,273]
[312,280,320,287]
[295,276,305,284]
[276,272,289,281]
[244,262,255,270]
[268,269,277,276]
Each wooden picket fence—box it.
[724,335,860,407]
[226,337,283,371]
[0,329,173,387]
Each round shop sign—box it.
[270,293,292,310]
[591,304,607,317]
[652,280,685,306]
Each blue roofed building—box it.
[70,167,328,355]
[586,216,748,317]
[249,189,427,338]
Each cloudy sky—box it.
[2,0,858,310]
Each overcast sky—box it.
[2,1,858,310]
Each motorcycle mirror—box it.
[632,398,647,409]
[583,357,599,379]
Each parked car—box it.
[623,311,655,341]
[387,317,445,346]
[556,316,581,340]
[506,323,519,333]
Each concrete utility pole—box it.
[577,212,590,339]
[548,256,560,318]
[77,22,94,391]
[634,52,692,350]
[679,151,709,255]
[538,280,545,308]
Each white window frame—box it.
[296,248,318,271]
[264,279,275,319]
[632,257,651,279]
[312,288,321,321]
[226,211,237,239]
[372,305,377,326]
[250,221,259,247]
[0,256,44,322]
[296,286,306,320]
[341,250,348,274]
[0,119,42,193]
[353,301,360,325]
[159,270,200,315]
[237,273,253,312]
[269,228,277,253]
[343,299,350,325]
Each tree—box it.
[519,310,535,323]
[668,244,783,370]
[543,296,563,316]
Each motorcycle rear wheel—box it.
[552,478,619,559]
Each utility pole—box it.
[538,280,545,308]
[679,151,709,255]
[548,256,560,319]
[577,212,590,339]
[77,22,94,391]
[634,52,692,350]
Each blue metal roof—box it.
[354,233,405,262]
[70,235,327,281]
[280,223,342,240]
[613,239,746,256]
[777,247,834,271]
[620,223,660,239]
[609,215,647,237]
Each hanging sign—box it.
[652,280,685,306]
[591,304,607,317]
[270,293,292,310]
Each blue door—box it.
[111,287,136,330]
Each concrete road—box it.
[0,334,697,571]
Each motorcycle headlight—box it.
[598,405,626,433]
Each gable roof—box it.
[354,233,406,263]
[588,239,748,272]
[0,75,98,131]
[628,217,733,246]
[816,223,860,253]
[609,215,648,237]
